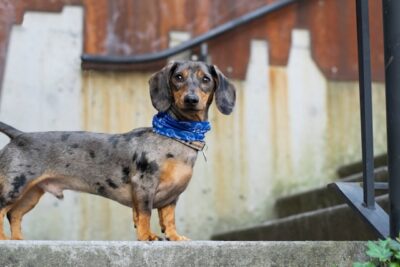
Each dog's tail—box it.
[0,122,22,139]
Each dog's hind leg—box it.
[0,205,12,240]
[7,186,44,240]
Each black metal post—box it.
[382,0,400,238]
[356,0,375,208]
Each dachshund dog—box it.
[0,61,236,241]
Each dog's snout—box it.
[184,94,199,105]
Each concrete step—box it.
[212,195,388,241]
[337,154,387,178]
[0,240,368,267]
[274,166,388,218]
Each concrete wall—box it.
[0,8,387,240]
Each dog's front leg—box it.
[158,204,189,241]
[132,182,161,241]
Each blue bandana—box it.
[152,112,211,142]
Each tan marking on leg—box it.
[133,208,138,229]
[8,186,44,240]
[158,209,165,233]
[135,211,160,241]
[0,205,12,240]
[158,204,189,241]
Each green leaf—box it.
[389,239,400,253]
[394,251,400,260]
[352,262,375,267]
[389,262,400,267]
[366,240,393,261]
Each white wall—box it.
[0,7,84,240]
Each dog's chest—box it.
[153,158,193,207]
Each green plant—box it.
[354,236,400,267]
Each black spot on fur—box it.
[148,161,159,174]
[144,199,150,207]
[108,136,119,148]
[106,179,118,189]
[0,197,6,210]
[16,140,26,147]
[89,150,96,159]
[136,152,149,172]
[140,174,144,179]
[8,174,26,199]
[135,152,159,174]
[27,171,35,176]
[61,133,70,141]
[132,152,138,162]
[166,153,174,158]
[65,163,70,168]
[121,166,131,183]
[97,184,106,195]
[71,144,79,149]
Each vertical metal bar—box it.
[199,43,208,62]
[382,0,400,238]
[356,0,375,208]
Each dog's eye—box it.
[202,76,211,83]
[175,74,184,82]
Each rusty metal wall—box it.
[0,0,385,86]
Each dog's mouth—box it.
[182,106,202,112]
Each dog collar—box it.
[171,138,208,162]
[152,112,211,142]
[172,138,206,152]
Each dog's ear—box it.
[210,65,236,115]
[149,61,178,112]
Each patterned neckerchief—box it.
[152,112,211,142]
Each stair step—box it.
[0,240,368,266]
[275,166,388,218]
[212,195,388,241]
[337,154,387,178]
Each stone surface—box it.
[0,241,368,267]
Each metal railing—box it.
[81,0,297,65]
[81,0,400,239]
[330,0,400,239]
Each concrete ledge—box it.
[0,241,367,267]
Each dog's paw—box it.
[166,233,190,241]
[138,232,163,241]
[11,235,24,240]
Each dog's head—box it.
[149,61,236,121]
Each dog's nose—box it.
[184,94,199,105]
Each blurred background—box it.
[0,0,386,240]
